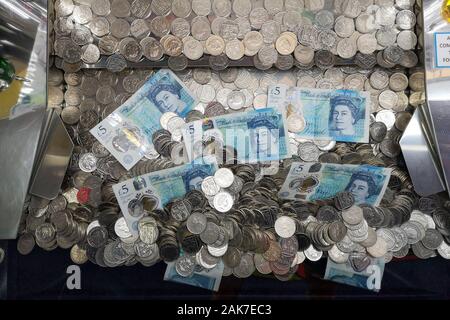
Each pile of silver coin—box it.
[50,0,420,72]
[18,158,450,278]
[14,0,450,284]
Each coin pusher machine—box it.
[0,0,449,242]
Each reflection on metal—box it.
[30,110,74,200]
[56,53,359,70]
[423,0,450,197]
[400,107,445,196]
[0,240,6,299]
[0,0,48,239]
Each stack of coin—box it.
[51,0,419,70]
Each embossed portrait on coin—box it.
[328,96,361,136]
[148,81,187,114]
[345,172,377,205]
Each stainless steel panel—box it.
[423,0,450,196]
[29,110,74,200]
[0,0,48,239]
[400,107,445,196]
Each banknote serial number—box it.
[177,304,271,317]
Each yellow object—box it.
[444,0,450,22]
[0,59,26,120]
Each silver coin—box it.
[227,90,246,110]
[370,70,389,90]
[130,0,152,18]
[167,54,187,71]
[397,30,417,51]
[201,176,221,196]
[65,86,82,106]
[72,5,92,25]
[192,0,212,16]
[378,90,399,109]
[212,0,232,17]
[212,191,234,212]
[297,142,320,162]
[89,17,110,37]
[78,153,98,172]
[183,37,204,60]
[191,16,211,41]
[71,24,93,46]
[396,9,416,30]
[334,15,355,38]
[200,222,220,244]
[232,0,252,17]
[258,44,278,65]
[99,35,119,55]
[56,0,75,16]
[337,38,357,59]
[119,37,143,62]
[91,0,110,16]
[375,109,396,130]
[235,16,252,39]
[171,18,191,38]
[111,18,130,39]
[151,0,172,15]
[81,44,100,64]
[304,244,323,261]
[61,106,81,125]
[111,0,131,18]
[225,39,245,60]
[62,41,82,63]
[220,19,239,41]
[106,54,127,73]
[138,217,159,244]
[214,167,234,188]
[96,85,116,105]
[249,7,269,30]
[172,0,192,18]
[175,255,196,277]
[130,19,151,39]
[140,37,164,61]
[186,212,207,234]
[150,15,171,38]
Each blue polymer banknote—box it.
[113,157,218,235]
[278,162,392,206]
[267,84,370,143]
[324,257,385,292]
[91,69,196,170]
[182,107,291,164]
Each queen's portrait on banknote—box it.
[247,115,280,160]
[328,96,361,136]
[345,172,378,205]
[182,167,212,191]
[148,81,187,114]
